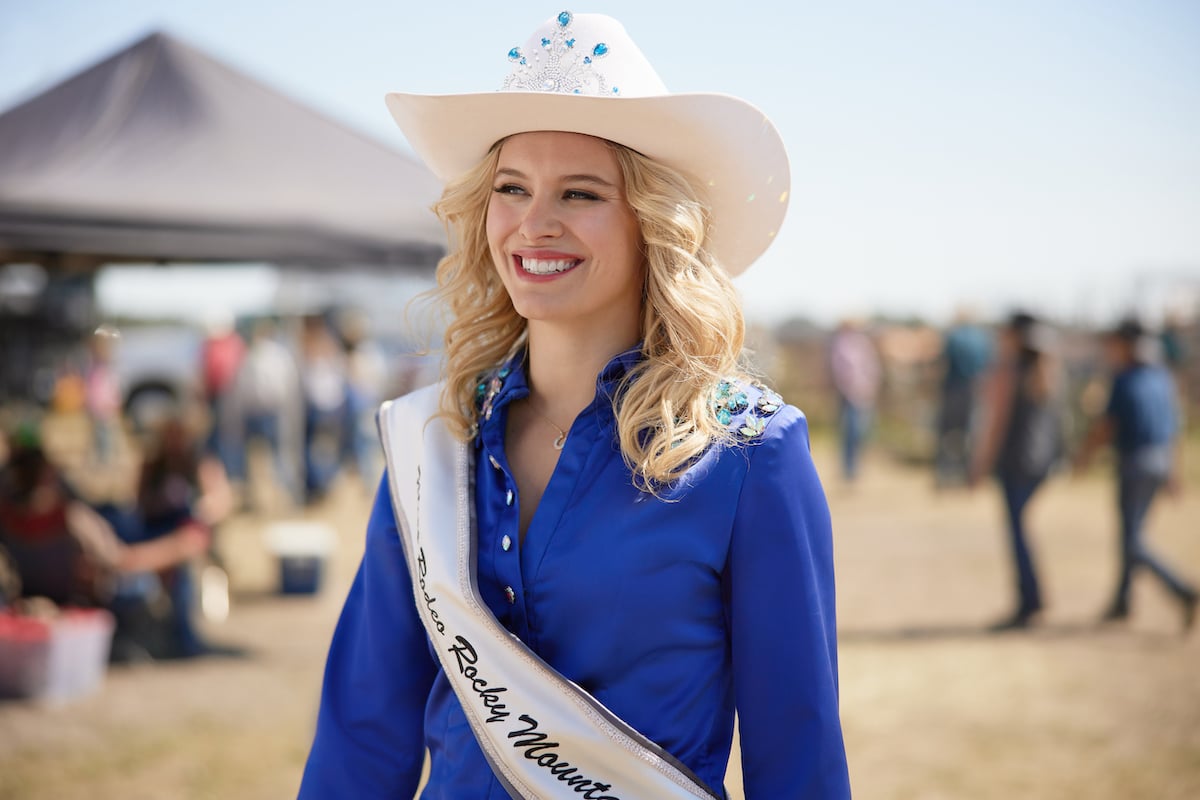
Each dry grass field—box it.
[1,425,1197,799]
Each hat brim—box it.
[385,91,790,276]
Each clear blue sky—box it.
[2,0,1198,325]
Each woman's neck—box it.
[524,321,638,425]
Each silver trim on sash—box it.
[379,386,722,800]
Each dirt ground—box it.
[1,431,1197,800]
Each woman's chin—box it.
[509,298,573,325]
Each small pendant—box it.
[553,433,566,450]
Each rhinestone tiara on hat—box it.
[499,10,666,99]
[503,10,617,95]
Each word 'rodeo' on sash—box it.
[379,386,720,800]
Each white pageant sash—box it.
[379,386,722,800]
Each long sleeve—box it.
[726,408,851,798]
[298,474,438,798]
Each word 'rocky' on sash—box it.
[448,635,511,724]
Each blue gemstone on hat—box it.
[557,11,572,27]
[520,57,527,65]
[612,87,620,94]
[573,88,581,94]
[541,37,550,47]
[583,56,591,64]
[592,42,609,57]
[566,38,576,48]
[508,47,522,61]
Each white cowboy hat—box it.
[385,10,790,276]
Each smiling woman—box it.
[299,11,849,800]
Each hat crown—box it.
[501,11,667,98]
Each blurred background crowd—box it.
[2,274,1196,654]
[0,290,438,660]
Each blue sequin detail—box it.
[738,416,767,438]
[583,56,591,64]
[712,379,782,439]
[557,11,572,27]
[477,369,510,423]
[541,37,551,47]
[592,42,609,57]
[756,388,782,414]
[566,38,576,48]
[508,47,523,61]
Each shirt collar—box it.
[478,343,645,425]
[596,343,644,397]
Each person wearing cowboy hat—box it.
[299,11,849,799]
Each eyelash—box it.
[492,184,601,202]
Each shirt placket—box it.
[479,394,531,639]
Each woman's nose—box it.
[518,195,563,240]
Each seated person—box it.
[98,416,235,658]
[0,427,209,657]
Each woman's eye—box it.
[564,190,600,201]
[493,184,526,195]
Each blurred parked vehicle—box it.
[112,324,204,433]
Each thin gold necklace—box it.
[527,399,568,450]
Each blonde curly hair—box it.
[426,136,746,489]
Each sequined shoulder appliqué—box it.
[712,379,784,440]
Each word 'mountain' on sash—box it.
[379,386,722,800]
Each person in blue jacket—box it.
[299,10,850,799]
[1074,317,1197,632]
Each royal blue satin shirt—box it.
[299,350,850,798]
